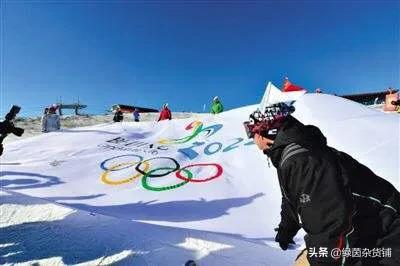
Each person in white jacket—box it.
[41,107,60,132]
[41,108,49,132]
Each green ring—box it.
[141,167,193,191]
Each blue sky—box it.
[1,1,399,117]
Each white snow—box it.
[0,190,299,265]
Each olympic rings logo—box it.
[158,121,223,145]
[100,154,223,192]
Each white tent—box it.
[259,81,306,112]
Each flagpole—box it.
[260,81,272,112]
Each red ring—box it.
[175,163,223,183]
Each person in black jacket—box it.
[245,103,399,266]
[113,108,123,122]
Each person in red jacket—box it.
[158,103,172,121]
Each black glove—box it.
[274,227,295,250]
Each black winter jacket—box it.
[265,116,400,266]
[113,111,123,122]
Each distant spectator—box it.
[42,106,60,132]
[113,108,123,122]
[211,96,224,114]
[41,108,49,132]
[133,108,140,122]
[158,103,172,121]
[315,88,322,94]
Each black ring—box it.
[135,157,180,177]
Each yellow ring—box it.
[101,161,150,185]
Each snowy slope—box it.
[1,93,399,265]
[293,94,399,185]
[1,190,297,266]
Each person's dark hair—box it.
[184,260,197,266]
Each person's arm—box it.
[276,196,301,250]
[282,154,355,266]
[217,103,223,113]
[168,109,172,120]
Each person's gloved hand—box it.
[274,227,295,250]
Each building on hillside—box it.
[111,104,158,113]
[340,89,398,105]
[340,89,399,112]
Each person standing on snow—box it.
[158,103,172,121]
[211,96,224,114]
[41,107,49,132]
[244,103,399,266]
[42,106,61,132]
[133,108,140,122]
[113,107,123,122]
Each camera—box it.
[0,105,25,156]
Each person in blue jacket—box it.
[133,108,140,122]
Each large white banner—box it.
[1,93,398,245]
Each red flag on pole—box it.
[282,77,306,92]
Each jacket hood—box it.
[265,116,327,167]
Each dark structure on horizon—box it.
[55,97,87,116]
[111,104,159,113]
[340,89,398,106]
[56,103,88,116]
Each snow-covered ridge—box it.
[5,112,195,144]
